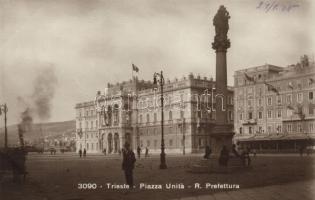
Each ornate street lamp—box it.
[153,71,167,169]
[0,104,8,149]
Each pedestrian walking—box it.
[203,145,211,159]
[79,149,82,158]
[145,147,149,158]
[83,148,86,157]
[252,149,257,157]
[137,146,141,159]
[299,146,304,157]
[306,146,311,156]
[243,147,251,166]
[122,142,136,188]
[219,145,229,166]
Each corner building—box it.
[233,58,315,152]
[75,74,234,154]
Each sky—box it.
[0,0,314,126]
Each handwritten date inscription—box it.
[256,1,299,13]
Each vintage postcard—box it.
[0,0,314,200]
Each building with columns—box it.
[75,74,234,154]
[233,56,315,152]
[75,5,236,154]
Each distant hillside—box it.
[0,120,76,146]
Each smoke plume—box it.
[31,66,58,121]
[18,108,33,147]
[16,66,58,146]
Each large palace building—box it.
[75,74,234,154]
[233,56,315,152]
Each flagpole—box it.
[132,67,134,81]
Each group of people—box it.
[299,146,313,156]
[136,146,149,159]
[78,148,86,158]
[203,144,252,167]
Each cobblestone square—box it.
[1,153,314,200]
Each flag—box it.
[132,64,139,72]
[264,82,279,95]
[294,106,305,120]
[288,82,293,90]
[244,72,255,83]
[287,105,294,110]
[309,103,315,115]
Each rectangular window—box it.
[139,115,143,123]
[248,112,253,120]
[154,140,157,149]
[297,124,302,132]
[277,110,282,118]
[258,126,263,133]
[85,121,88,130]
[258,111,263,119]
[240,113,243,120]
[287,94,292,104]
[248,99,252,107]
[277,96,282,105]
[297,93,303,103]
[309,92,314,100]
[146,114,150,123]
[287,124,292,133]
[249,127,252,134]
[267,110,272,118]
[169,139,173,147]
[258,98,262,106]
[267,97,272,106]
[268,126,272,133]
[309,123,314,132]
[287,109,293,117]
[229,111,233,121]
[276,125,282,133]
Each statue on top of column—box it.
[212,5,231,51]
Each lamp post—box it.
[182,117,185,155]
[153,71,167,169]
[0,104,8,149]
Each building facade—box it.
[233,56,315,152]
[75,74,234,154]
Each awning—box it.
[236,134,315,142]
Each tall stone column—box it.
[210,5,234,154]
[212,5,231,125]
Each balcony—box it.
[242,119,257,125]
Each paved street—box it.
[0,153,314,200]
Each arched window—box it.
[180,110,184,119]
[85,121,88,130]
[113,104,119,125]
[139,114,143,123]
[146,113,150,123]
